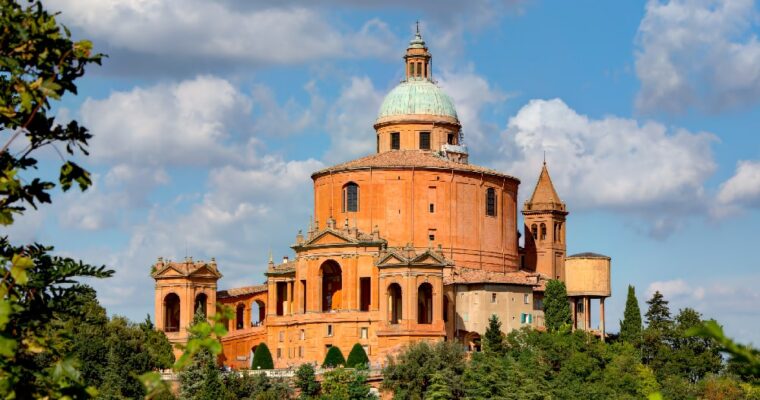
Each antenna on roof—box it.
[543,150,546,165]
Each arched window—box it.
[554,222,562,243]
[417,283,433,324]
[321,261,342,312]
[163,293,180,333]
[343,182,359,212]
[236,304,245,330]
[251,300,265,327]
[531,224,538,240]
[486,188,497,216]
[388,283,402,324]
[540,223,547,241]
[194,293,207,318]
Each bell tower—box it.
[522,162,568,280]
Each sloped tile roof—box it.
[217,284,268,299]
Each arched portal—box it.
[321,261,342,312]
[251,300,265,326]
[236,303,245,330]
[417,283,433,324]
[465,332,481,352]
[163,293,180,332]
[388,283,402,324]
[194,293,207,317]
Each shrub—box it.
[251,343,274,370]
[323,346,346,368]
[346,343,370,368]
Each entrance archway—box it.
[194,293,207,317]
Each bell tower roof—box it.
[523,162,566,213]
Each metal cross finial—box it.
[543,151,546,165]
[416,20,420,34]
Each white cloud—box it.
[324,77,385,162]
[635,0,760,113]
[716,160,760,211]
[82,75,253,167]
[47,0,398,67]
[647,279,696,300]
[437,68,510,157]
[497,98,716,234]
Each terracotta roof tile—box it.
[217,284,267,299]
[312,150,519,181]
[444,267,542,286]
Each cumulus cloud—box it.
[81,76,254,167]
[437,68,510,158]
[635,0,760,113]
[497,98,716,234]
[324,77,385,162]
[46,0,398,74]
[716,160,760,212]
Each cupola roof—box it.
[377,79,458,120]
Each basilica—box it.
[151,29,612,369]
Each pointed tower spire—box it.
[522,161,568,280]
[525,162,564,212]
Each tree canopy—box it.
[619,285,642,343]
[543,279,572,331]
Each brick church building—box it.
[151,29,612,369]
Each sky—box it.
[4,0,760,344]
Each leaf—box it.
[10,254,34,284]
[0,300,12,329]
[59,161,91,192]
[0,335,17,358]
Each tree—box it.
[619,285,642,343]
[382,341,466,400]
[543,279,572,331]
[346,343,370,369]
[425,371,453,400]
[252,343,274,370]
[321,367,375,400]
[483,314,506,355]
[295,363,321,399]
[645,291,672,330]
[179,309,223,400]
[324,346,347,368]
[0,1,107,398]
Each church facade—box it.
[151,30,612,369]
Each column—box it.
[571,298,577,331]
[584,297,591,331]
[285,281,292,315]
[600,297,606,342]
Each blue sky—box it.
[5,0,760,344]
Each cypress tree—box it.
[180,309,222,399]
[543,279,572,331]
[483,314,506,355]
[251,342,274,370]
[295,363,321,398]
[323,346,346,368]
[620,285,642,342]
[346,343,370,368]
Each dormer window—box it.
[419,132,430,150]
[343,182,359,212]
[391,132,400,150]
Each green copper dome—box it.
[377,78,458,120]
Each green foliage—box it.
[543,279,572,331]
[179,309,224,400]
[295,363,321,399]
[619,285,642,343]
[688,320,760,383]
[382,341,465,400]
[0,239,113,398]
[252,343,275,370]
[425,371,453,400]
[645,291,672,330]
[321,367,375,400]
[323,346,346,368]
[346,343,370,368]
[0,0,102,226]
[483,314,506,355]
